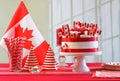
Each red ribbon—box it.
[62,37,98,42]
[61,48,98,52]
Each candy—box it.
[4,37,26,72]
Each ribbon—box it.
[61,48,98,52]
[62,37,98,42]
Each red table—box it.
[0,63,120,81]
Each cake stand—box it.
[60,52,102,72]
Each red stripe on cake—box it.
[61,48,98,52]
[62,37,98,42]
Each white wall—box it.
[0,0,49,63]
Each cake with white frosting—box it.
[57,21,102,55]
[60,36,99,55]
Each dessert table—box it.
[0,62,120,81]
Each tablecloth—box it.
[0,63,120,81]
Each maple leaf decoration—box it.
[14,25,34,49]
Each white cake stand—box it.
[60,52,102,72]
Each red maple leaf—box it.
[14,25,34,49]
[62,43,68,49]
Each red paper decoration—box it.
[42,46,57,70]
[24,47,39,71]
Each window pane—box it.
[53,25,60,48]
[84,9,95,23]
[73,15,83,22]
[53,24,62,62]
[112,0,120,36]
[97,0,100,6]
[113,37,120,62]
[97,7,101,28]
[61,0,71,21]
[52,0,61,25]
[101,0,109,4]
[72,0,83,16]
[62,20,72,27]
[101,40,112,62]
[84,0,95,11]
[101,3,112,39]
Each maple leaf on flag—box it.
[14,25,34,49]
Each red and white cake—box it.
[60,36,99,55]
[57,21,102,56]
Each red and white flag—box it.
[0,1,49,67]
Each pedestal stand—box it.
[60,52,101,72]
[73,56,89,72]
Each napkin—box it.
[93,71,120,78]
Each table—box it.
[0,63,120,81]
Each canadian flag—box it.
[0,1,49,66]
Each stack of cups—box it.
[4,37,26,72]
